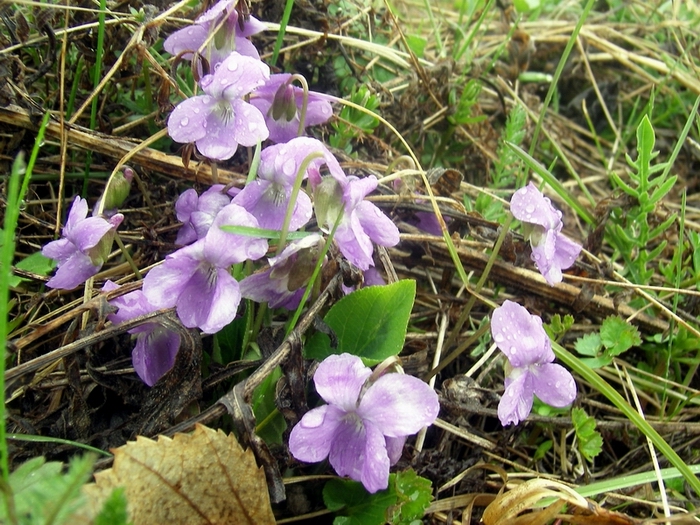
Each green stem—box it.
[552,341,700,495]
[277,152,324,255]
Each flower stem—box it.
[289,74,309,138]
[277,152,324,255]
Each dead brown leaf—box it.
[80,424,275,524]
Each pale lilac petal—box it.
[175,189,199,222]
[385,436,406,465]
[343,176,377,209]
[143,246,201,308]
[64,196,88,233]
[46,252,99,289]
[176,267,240,334]
[335,215,374,271]
[210,53,269,101]
[231,99,268,147]
[163,24,209,58]
[510,182,561,231]
[239,15,266,37]
[491,300,554,367]
[355,201,399,247]
[552,232,582,271]
[132,327,181,387]
[167,96,213,144]
[42,238,75,263]
[194,111,239,160]
[239,269,304,310]
[233,180,312,231]
[108,289,153,328]
[289,404,343,463]
[195,0,236,24]
[359,374,439,437]
[233,37,260,60]
[70,216,113,251]
[204,203,268,266]
[313,354,371,411]
[531,363,577,407]
[329,420,390,493]
[498,369,534,426]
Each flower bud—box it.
[270,81,298,122]
[313,177,344,232]
[87,213,123,267]
[102,167,134,211]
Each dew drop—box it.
[525,204,535,214]
[510,346,517,354]
[180,117,189,126]
[555,381,561,388]
[249,121,258,132]
[282,158,296,176]
[494,333,505,343]
[518,187,528,195]
[227,60,238,71]
[193,108,200,114]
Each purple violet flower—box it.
[239,233,324,309]
[103,281,181,387]
[250,74,333,143]
[312,169,400,271]
[491,300,577,426]
[167,52,270,161]
[163,0,265,66]
[289,353,439,493]
[232,137,333,230]
[143,203,268,334]
[510,182,582,285]
[42,196,123,289]
[175,184,239,245]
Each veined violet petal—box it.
[289,404,343,463]
[313,353,371,410]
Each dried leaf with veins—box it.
[80,424,275,525]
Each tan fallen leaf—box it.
[80,424,275,525]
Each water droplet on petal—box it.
[249,121,258,132]
[525,204,535,213]
[510,346,517,354]
[180,117,189,126]
[227,60,238,71]
[494,333,504,342]
[555,381,561,388]
[282,158,296,176]
[194,108,200,114]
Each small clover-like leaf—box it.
[574,333,602,357]
[572,407,603,462]
[600,316,641,356]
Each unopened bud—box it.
[313,178,344,233]
[271,82,297,122]
[102,167,134,211]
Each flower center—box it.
[215,100,234,126]
[264,182,287,207]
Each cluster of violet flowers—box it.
[39,0,584,494]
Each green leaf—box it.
[304,280,416,365]
[533,439,553,462]
[94,487,131,525]
[600,316,641,356]
[390,470,432,524]
[324,478,397,525]
[1,454,96,525]
[544,314,574,340]
[252,367,287,445]
[571,407,603,462]
[574,333,602,357]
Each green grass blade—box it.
[553,341,700,495]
